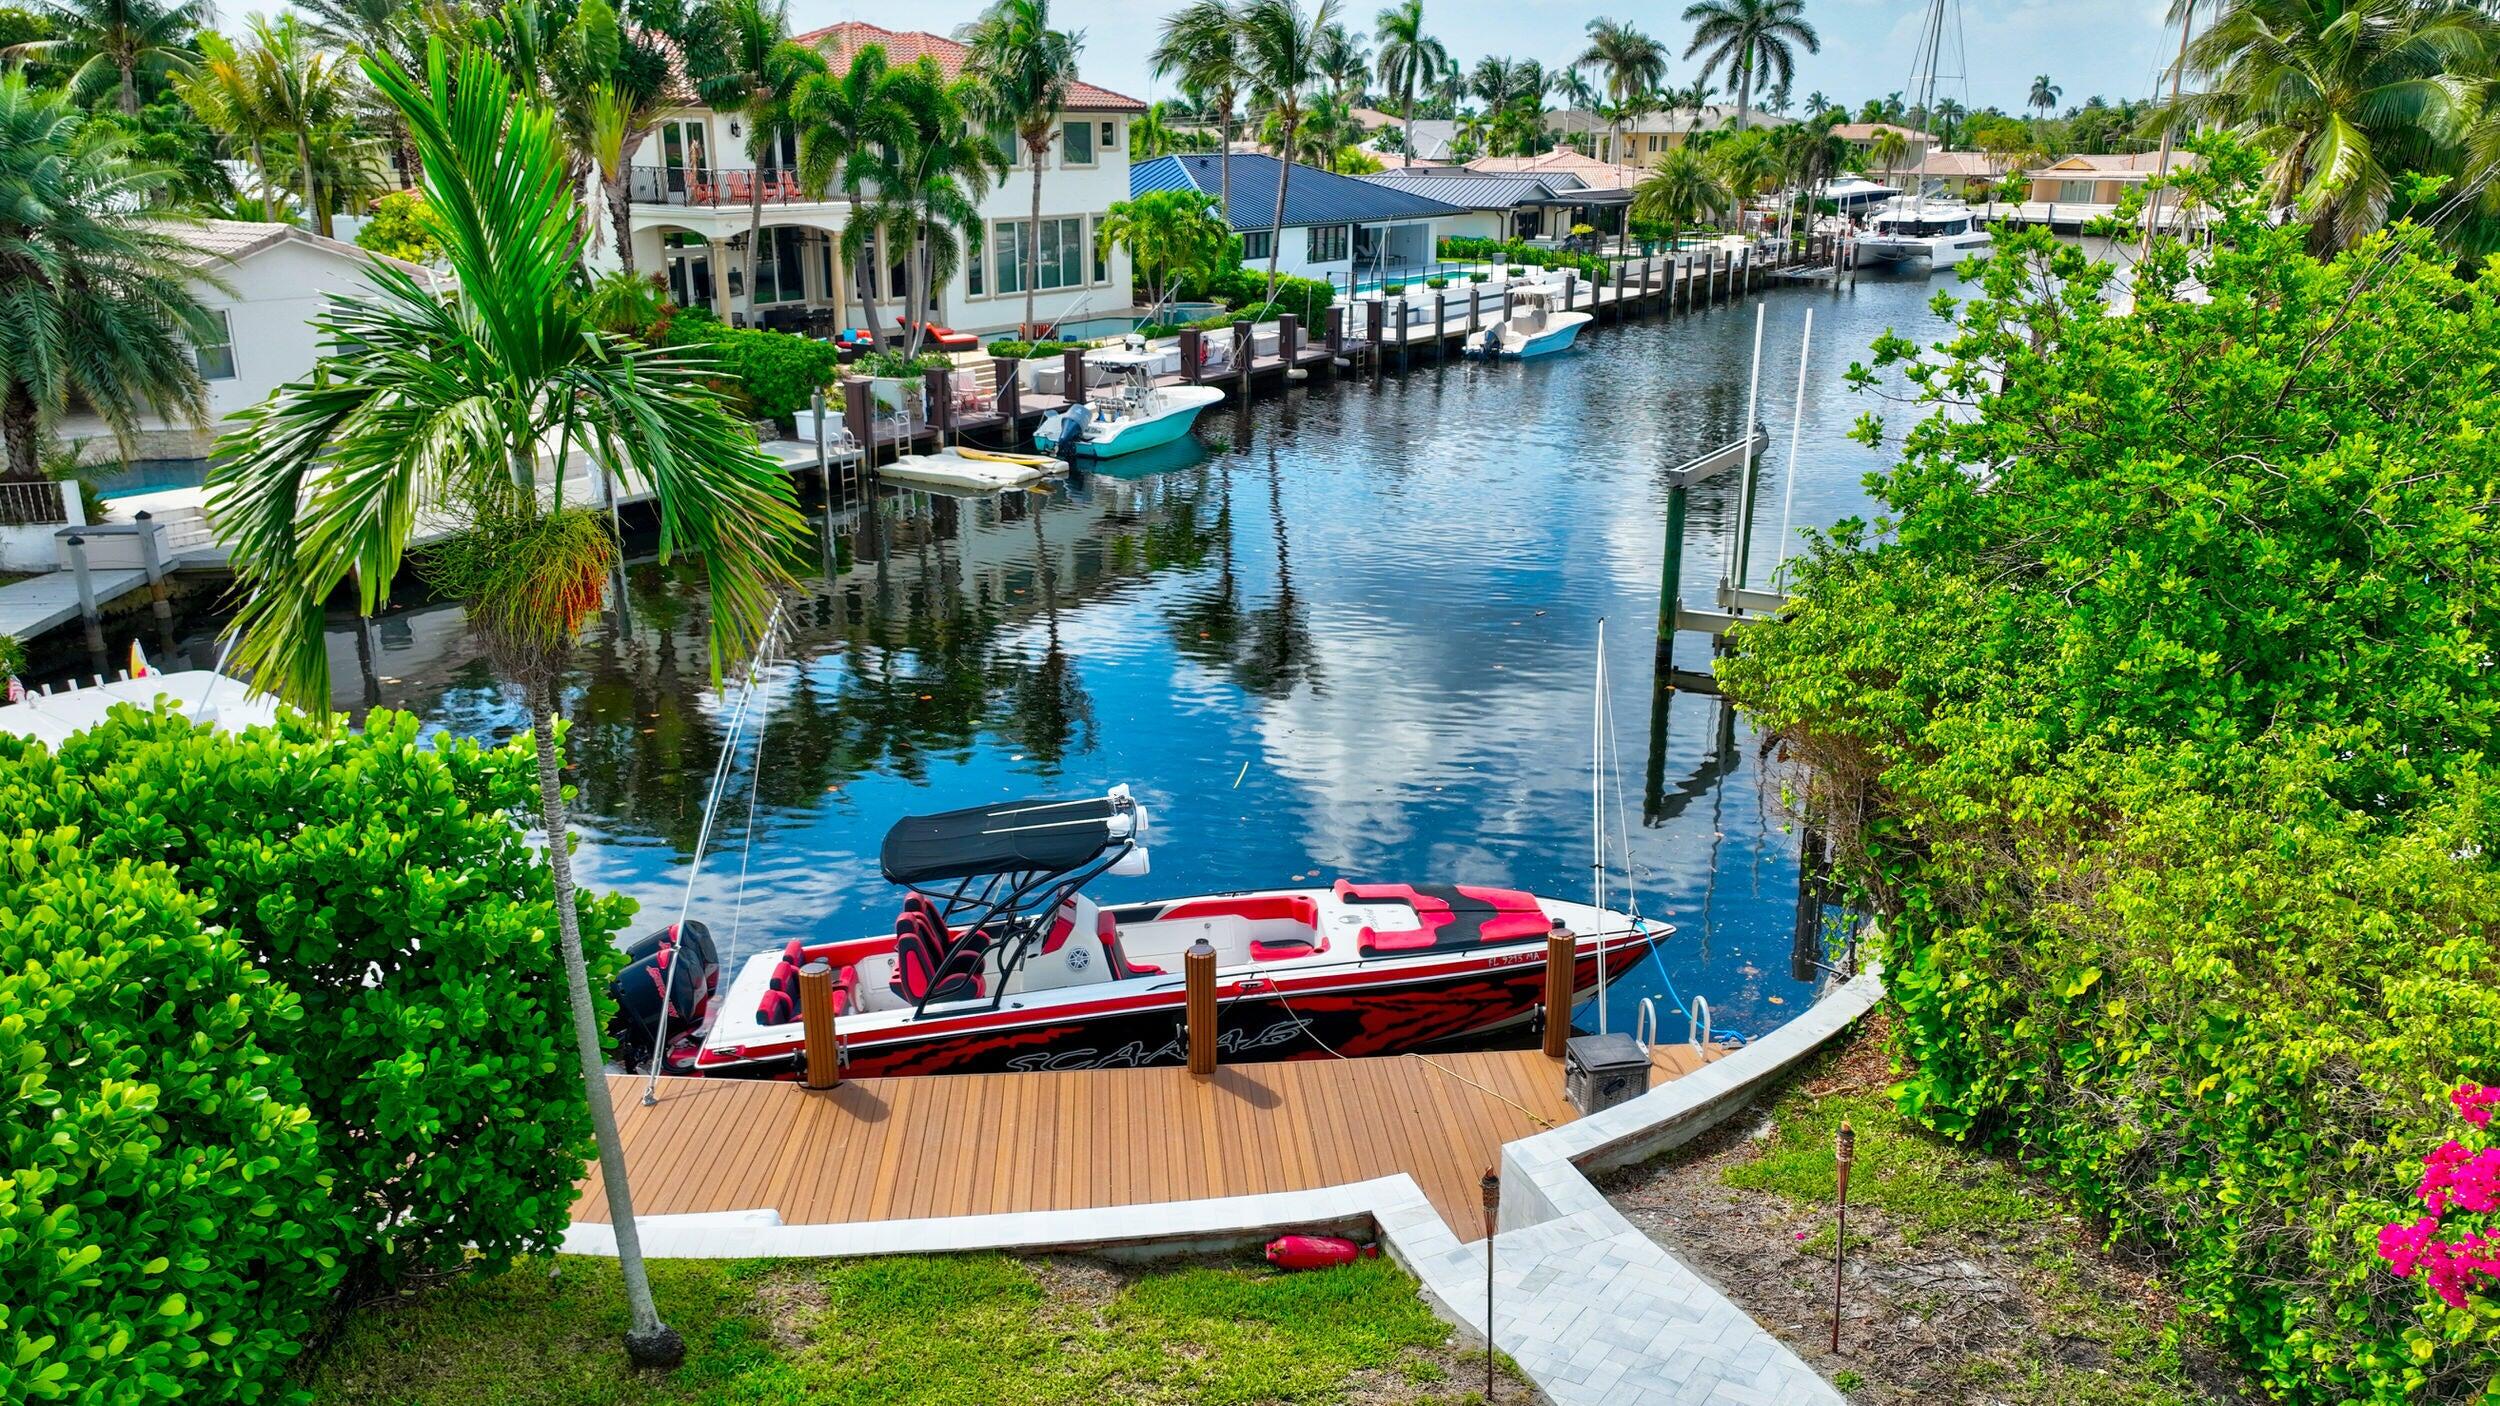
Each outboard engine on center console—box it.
[606,919,720,1073]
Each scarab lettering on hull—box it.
[1005,1016,1311,1072]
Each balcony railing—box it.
[628,165,838,208]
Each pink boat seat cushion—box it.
[1335,880,1549,957]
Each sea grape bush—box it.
[1719,135,2500,1404]
[0,706,632,1401]
[0,833,340,1404]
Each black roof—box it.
[880,795,1124,885]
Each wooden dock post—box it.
[922,364,953,446]
[842,374,872,464]
[1179,326,1204,382]
[993,355,1023,423]
[1431,293,1446,362]
[1324,304,1345,359]
[1233,319,1252,395]
[1062,346,1088,410]
[799,960,841,1090]
[1467,283,1482,334]
[1542,921,1574,1059]
[1279,312,1300,368]
[1186,938,1218,1076]
[1614,258,1628,320]
[1364,300,1384,377]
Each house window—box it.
[1100,120,1116,151]
[993,216,1090,293]
[2054,179,2097,204]
[1241,229,1273,262]
[1062,120,1094,166]
[1090,216,1108,283]
[751,227,809,304]
[1306,223,1349,263]
[193,308,236,380]
[968,237,984,295]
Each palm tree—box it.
[1153,0,1246,221]
[1803,88,1829,117]
[2028,73,2060,122]
[1868,125,1908,183]
[856,59,1002,354]
[210,40,806,1369]
[690,0,825,314]
[4,0,209,115]
[963,0,1084,337]
[1370,0,1444,169]
[178,28,285,215]
[793,42,913,341]
[1313,20,1367,108]
[1237,0,1334,294]
[1631,143,1730,234]
[1428,53,1462,117]
[1097,187,1231,311]
[1578,17,1667,164]
[1680,0,1817,137]
[2180,0,2488,250]
[1931,96,1964,148]
[236,12,357,237]
[0,71,213,480]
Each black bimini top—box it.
[879,795,1124,886]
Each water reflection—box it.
[173,267,1947,1038]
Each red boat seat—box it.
[1334,880,1549,958]
[756,960,854,1025]
[891,905,989,1004]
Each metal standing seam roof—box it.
[1355,172,1626,209]
[1129,153,1464,232]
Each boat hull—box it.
[686,904,1665,1080]
[1468,310,1593,359]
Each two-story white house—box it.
[608,21,1145,340]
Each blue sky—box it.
[788,0,2181,120]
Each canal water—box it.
[177,266,1950,1043]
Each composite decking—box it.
[581,1042,1718,1238]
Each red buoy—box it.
[1263,1234,1379,1271]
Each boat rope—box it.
[1598,641,1747,1048]
[719,654,784,973]
[642,602,786,1104]
[1406,1054,1556,1130]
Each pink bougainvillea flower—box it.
[2453,1083,2500,1131]
[2379,1216,2440,1278]
[2419,1141,2474,1214]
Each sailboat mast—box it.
[1592,620,1610,1034]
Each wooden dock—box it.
[580,1042,1717,1238]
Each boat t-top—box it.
[608,785,1666,1079]
[1467,285,1592,360]
[1035,347,1223,459]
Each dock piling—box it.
[1431,293,1446,362]
[1185,939,1217,1077]
[841,375,872,466]
[800,960,841,1090]
[131,511,172,625]
[1542,920,1574,1059]
[64,533,104,660]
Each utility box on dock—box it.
[1564,1033,1651,1115]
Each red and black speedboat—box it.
[609,786,1668,1079]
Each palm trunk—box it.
[907,233,928,359]
[2,381,41,483]
[526,682,680,1368]
[1265,114,1293,298]
[119,59,137,116]
[1402,100,1413,167]
[296,132,321,236]
[745,178,765,320]
[605,172,637,274]
[849,195,883,342]
[2141,2,2196,256]
[249,138,273,220]
[1024,147,1044,336]
[1218,94,1233,231]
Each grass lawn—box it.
[303,1251,1520,1406]
[1602,1018,2260,1406]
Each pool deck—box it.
[579,1041,1717,1238]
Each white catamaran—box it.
[1856,0,1995,272]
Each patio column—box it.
[708,236,732,320]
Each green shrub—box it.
[853,348,958,380]
[1468,271,1489,283]
[0,708,635,1291]
[668,323,844,422]
[0,830,343,1405]
[1718,141,2500,1404]
[1440,235,1608,282]
[1423,275,1447,289]
[1381,282,1405,296]
[987,340,1075,360]
[1506,265,1525,277]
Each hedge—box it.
[668,322,845,422]
[0,705,636,1402]
[1717,141,2500,1404]
[0,831,342,1404]
[1434,235,1607,282]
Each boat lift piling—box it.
[800,961,841,1090]
[1542,921,1574,1059]
[1186,939,1218,1076]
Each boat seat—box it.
[891,906,989,1004]
[1335,880,1550,957]
[755,958,854,1026]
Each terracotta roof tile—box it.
[791,21,1144,112]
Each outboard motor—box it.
[1037,402,1091,459]
[1477,325,1503,357]
[606,919,720,1073]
